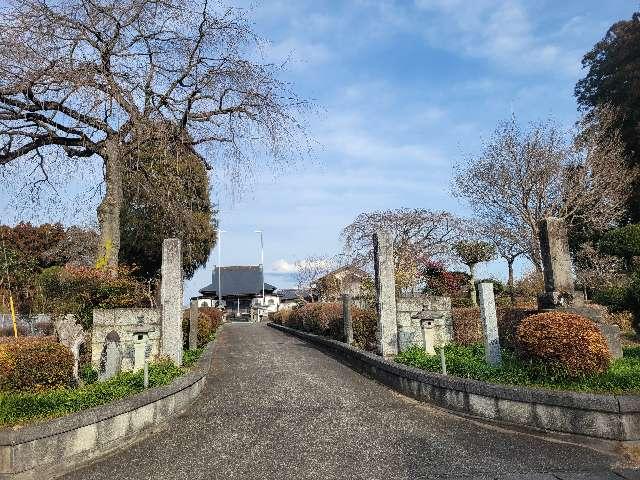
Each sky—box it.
[0,0,637,303]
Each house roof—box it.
[199,266,276,297]
[316,265,370,282]
[277,288,311,301]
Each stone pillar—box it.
[538,217,580,309]
[161,238,183,365]
[478,282,501,365]
[189,299,199,350]
[373,230,398,357]
[342,294,353,345]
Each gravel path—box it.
[62,322,635,480]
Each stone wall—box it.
[396,295,452,352]
[91,309,162,375]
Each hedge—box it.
[270,303,377,351]
[182,307,223,348]
[0,337,74,392]
[451,307,536,348]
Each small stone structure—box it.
[91,309,162,377]
[478,282,501,365]
[399,295,452,352]
[161,238,183,365]
[53,315,85,379]
[537,217,622,359]
[373,230,398,357]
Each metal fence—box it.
[0,314,53,337]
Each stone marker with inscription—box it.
[537,217,622,359]
[373,230,398,357]
[161,238,183,365]
[478,282,501,365]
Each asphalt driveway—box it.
[62,322,633,480]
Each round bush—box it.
[0,337,74,392]
[516,312,611,376]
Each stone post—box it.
[538,217,580,309]
[189,299,199,350]
[373,230,398,357]
[342,294,354,345]
[478,282,501,366]
[420,320,436,356]
[161,238,183,365]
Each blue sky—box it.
[0,0,636,302]
[194,0,637,299]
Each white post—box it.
[478,282,501,365]
[255,230,265,305]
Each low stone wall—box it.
[269,323,640,442]
[0,336,217,480]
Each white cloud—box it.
[271,259,298,273]
[412,0,582,75]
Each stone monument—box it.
[478,282,501,365]
[54,315,85,379]
[161,238,183,365]
[373,230,398,357]
[537,217,622,359]
[342,294,354,345]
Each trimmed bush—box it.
[516,312,611,376]
[182,307,223,348]
[451,307,535,348]
[598,224,640,266]
[271,302,378,352]
[0,337,74,392]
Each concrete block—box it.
[468,394,498,419]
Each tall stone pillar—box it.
[342,294,354,345]
[538,217,578,309]
[373,230,398,357]
[478,282,501,365]
[161,238,183,365]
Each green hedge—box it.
[0,351,206,427]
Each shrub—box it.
[273,303,378,351]
[516,312,612,376]
[39,265,150,329]
[598,224,640,267]
[594,283,631,312]
[0,358,184,426]
[451,307,534,348]
[182,307,223,348]
[0,337,74,392]
[351,307,377,351]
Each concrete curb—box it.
[0,329,221,479]
[268,323,640,441]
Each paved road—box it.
[64,323,635,480]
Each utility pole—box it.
[254,230,264,305]
[217,229,226,308]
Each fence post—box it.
[342,294,354,345]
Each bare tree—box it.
[480,221,528,303]
[341,208,465,294]
[452,240,495,306]
[0,0,307,268]
[294,255,335,303]
[453,110,636,269]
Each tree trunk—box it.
[469,263,477,306]
[507,259,515,305]
[96,139,123,269]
